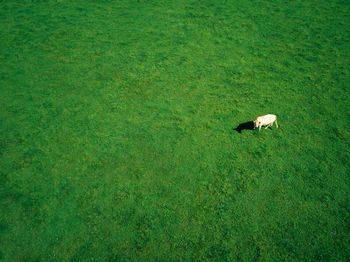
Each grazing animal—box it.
[254,114,278,131]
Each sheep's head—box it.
[253,120,260,129]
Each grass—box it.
[0,0,349,261]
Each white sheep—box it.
[254,114,278,131]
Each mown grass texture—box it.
[0,0,350,261]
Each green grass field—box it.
[1,0,350,261]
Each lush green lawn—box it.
[1,0,349,261]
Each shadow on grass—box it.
[233,121,255,133]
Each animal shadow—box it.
[233,121,255,133]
